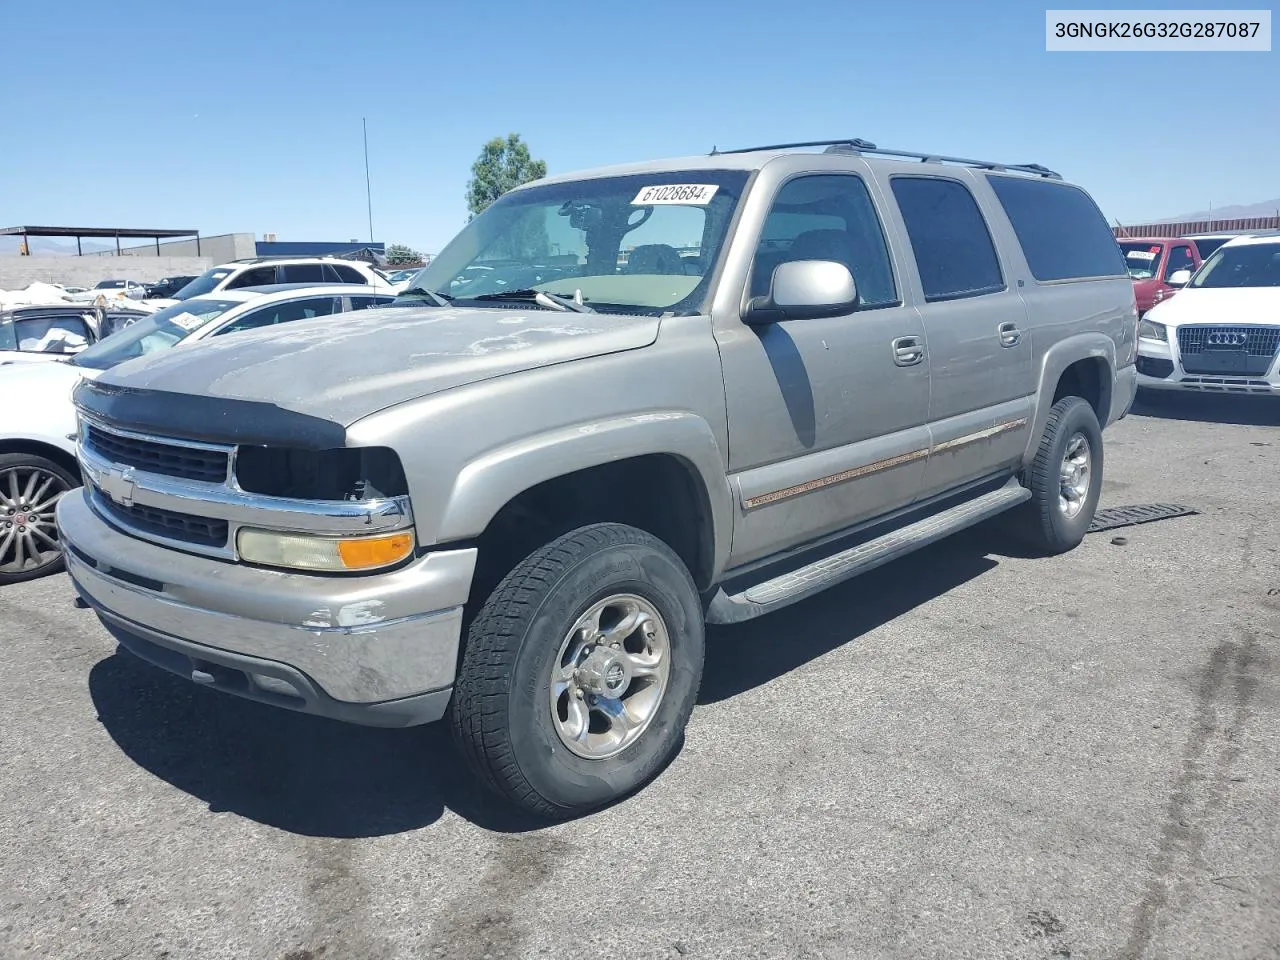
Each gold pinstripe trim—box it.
[741,417,1028,510]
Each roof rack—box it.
[709,138,1062,180]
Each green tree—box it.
[385,243,423,265]
[465,134,547,218]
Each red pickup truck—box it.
[1118,237,1202,316]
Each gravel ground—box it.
[2,393,1278,960]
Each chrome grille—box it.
[85,423,229,483]
[1176,325,1280,377]
[95,495,229,548]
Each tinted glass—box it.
[228,266,278,289]
[891,177,1003,301]
[0,321,15,351]
[1119,241,1164,279]
[282,263,326,284]
[331,264,367,283]
[750,174,897,306]
[1190,243,1280,289]
[215,296,340,335]
[349,296,396,311]
[71,299,240,370]
[1164,244,1196,280]
[986,175,1125,281]
[1189,237,1230,259]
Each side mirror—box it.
[743,260,858,326]
[1167,269,1192,287]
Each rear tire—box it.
[0,453,79,586]
[449,522,704,819]
[1013,397,1104,555]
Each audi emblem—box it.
[1206,331,1247,347]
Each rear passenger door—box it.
[886,175,1034,499]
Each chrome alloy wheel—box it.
[550,593,671,760]
[0,464,70,577]
[1058,432,1092,519]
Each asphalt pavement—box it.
[2,392,1278,960]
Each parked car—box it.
[0,284,396,584]
[1118,237,1201,317]
[144,275,198,300]
[1136,231,1280,395]
[0,305,102,365]
[64,279,150,303]
[157,257,392,305]
[57,139,1136,815]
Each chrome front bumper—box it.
[57,489,477,726]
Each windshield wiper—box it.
[396,286,454,307]
[468,288,595,313]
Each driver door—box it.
[717,173,930,567]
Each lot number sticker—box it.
[169,312,204,331]
[632,184,720,206]
[1128,250,1157,260]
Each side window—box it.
[1164,244,1196,280]
[214,297,340,336]
[282,263,326,284]
[349,296,395,311]
[0,322,16,351]
[891,177,1004,302]
[226,266,277,289]
[985,175,1126,281]
[14,316,92,353]
[328,264,368,283]
[749,174,898,307]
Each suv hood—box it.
[1145,287,1280,327]
[92,305,662,427]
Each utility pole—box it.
[363,118,374,243]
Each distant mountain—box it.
[1165,198,1280,221]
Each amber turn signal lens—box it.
[337,533,414,570]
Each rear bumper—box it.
[56,488,477,727]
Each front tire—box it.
[1014,397,1104,555]
[0,453,78,586]
[449,522,705,819]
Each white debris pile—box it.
[0,282,74,307]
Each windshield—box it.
[95,280,127,290]
[171,268,234,300]
[1118,242,1164,280]
[70,298,240,370]
[405,171,751,316]
[1190,243,1280,289]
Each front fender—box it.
[436,411,733,579]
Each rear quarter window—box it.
[986,175,1126,281]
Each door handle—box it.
[892,335,924,366]
[997,322,1021,347]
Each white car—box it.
[0,283,398,584]
[154,257,392,305]
[64,279,150,303]
[1137,232,1280,397]
[0,305,103,365]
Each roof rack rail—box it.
[709,138,1062,180]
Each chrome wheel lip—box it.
[0,464,70,576]
[550,592,672,761]
[1058,432,1092,520]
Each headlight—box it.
[236,528,415,572]
[1138,318,1168,342]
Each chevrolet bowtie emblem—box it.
[98,465,137,508]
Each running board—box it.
[705,480,1031,624]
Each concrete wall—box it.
[0,255,214,290]
[88,233,256,262]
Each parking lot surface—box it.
[2,394,1278,960]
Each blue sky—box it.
[0,0,1274,254]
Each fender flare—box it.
[434,411,734,581]
[1023,334,1116,466]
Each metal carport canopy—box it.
[1,225,202,256]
